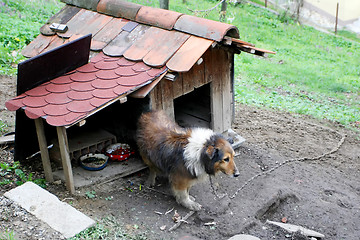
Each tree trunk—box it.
[159,0,169,9]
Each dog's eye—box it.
[224,157,230,162]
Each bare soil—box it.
[1,75,359,239]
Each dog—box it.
[136,110,239,211]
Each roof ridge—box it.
[62,0,239,41]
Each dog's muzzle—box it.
[233,167,240,177]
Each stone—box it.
[4,182,95,238]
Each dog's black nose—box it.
[233,171,240,177]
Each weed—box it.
[70,216,148,240]
[0,230,16,240]
[0,161,47,188]
[85,190,97,199]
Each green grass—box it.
[1,0,359,131]
[70,216,148,240]
[0,0,64,75]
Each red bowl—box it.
[105,143,135,161]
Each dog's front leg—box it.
[147,167,157,187]
[172,188,201,211]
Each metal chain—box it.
[210,130,346,200]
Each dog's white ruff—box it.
[184,128,214,177]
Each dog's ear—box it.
[206,145,216,159]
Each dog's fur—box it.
[136,110,239,211]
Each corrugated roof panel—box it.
[143,30,190,67]
[97,0,141,20]
[174,14,240,42]
[166,35,214,72]
[103,24,150,57]
[123,27,169,62]
[135,6,183,30]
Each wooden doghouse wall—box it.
[149,46,234,133]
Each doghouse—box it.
[5,0,274,193]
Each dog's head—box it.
[203,135,239,177]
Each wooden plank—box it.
[143,31,190,67]
[40,5,81,36]
[56,126,75,194]
[103,24,150,57]
[123,27,170,61]
[21,35,55,58]
[172,73,183,99]
[161,79,175,120]
[40,37,70,55]
[91,18,127,51]
[57,9,95,39]
[221,51,232,131]
[68,13,113,43]
[149,82,163,110]
[166,36,213,72]
[130,71,167,98]
[34,118,54,183]
[0,135,14,145]
[192,60,205,88]
[182,67,194,95]
[207,47,231,133]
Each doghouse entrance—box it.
[174,83,211,128]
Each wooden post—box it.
[335,2,339,34]
[56,126,75,194]
[34,118,54,183]
[265,0,268,8]
[161,79,175,120]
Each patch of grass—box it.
[70,216,148,240]
[0,0,64,75]
[335,29,360,44]
[0,161,47,188]
[0,230,16,240]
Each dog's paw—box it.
[188,201,202,211]
[180,200,201,211]
[189,195,196,202]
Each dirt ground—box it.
[0,75,359,240]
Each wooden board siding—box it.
[205,47,232,133]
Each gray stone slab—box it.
[53,157,147,188]
[4,182,95,239]
[227,234,261,240]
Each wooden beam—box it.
[34,118,54,183]
[161,78,175,120]
[56,126,75,194]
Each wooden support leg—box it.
[56,126,75,194]
[34,118,54,183]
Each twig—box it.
[187,0,225,13]
[168,211,194,231]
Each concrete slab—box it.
[53,157,147,188]
[4,182,96,239]
[227,234,261,240]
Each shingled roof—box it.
[6,0,274,128]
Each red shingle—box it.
[24,107,44,119]
[43,104,70,116]
[44,92,72,105]
[91,79,119,89]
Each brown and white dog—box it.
[136,110,239,211]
